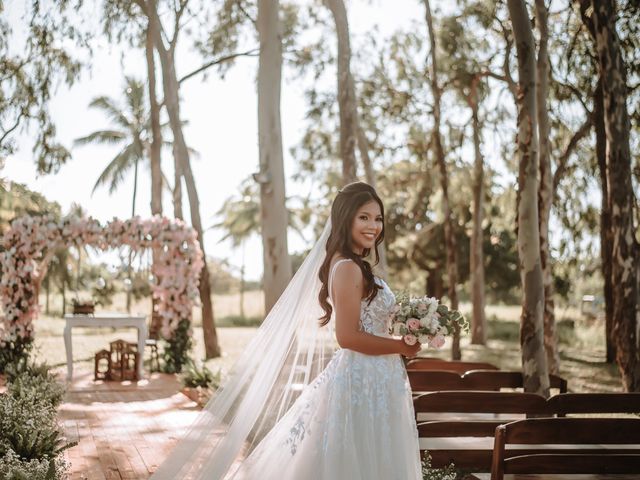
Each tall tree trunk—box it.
[145,19,163,334]
[595,79,616,363]
[173,151,184,220]
[579,1,616,364]
[507,0,550,397]
[590,0,640,391]
[146,21,162,217]
[257,0,292,314]
[468,78,487,345]
[353,69,387,278]
[45,275,50,315]
[424,0,460,359]
[324,0,357,185]
[127,156,139,313]
[535,0,559,374]
[147,1,220,358]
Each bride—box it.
[151,182,423,479]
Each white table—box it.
[63,314,148,381]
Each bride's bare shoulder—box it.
[330,257,362,282]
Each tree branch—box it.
[178,48,260,84]
[170,0,189,52]
[0,112,24,145]
[552,116,592,196]
[237,2,257,28]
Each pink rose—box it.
[404,334,418,346]
[428,333,446,349]
[407,318,421,331]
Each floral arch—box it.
[0,214,203,366]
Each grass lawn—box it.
[31,291,622,393]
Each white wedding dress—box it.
[229,259,422,480]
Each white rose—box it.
[427,299,438,314]
[418,334,430,344]
[429,317,440,331]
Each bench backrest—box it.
[406,358,499,373]
[407,370,466,391]
[549,392,640,414]
[414,390,548,415]
[491,418,640,479]
[408,369,568,393]
[463,370,568,393]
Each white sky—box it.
[2,0,463,281]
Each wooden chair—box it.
[490,417,640,479]
[406,358,499,374]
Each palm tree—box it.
[213,181,260,319]
[74,76,151,312]
[74,77,148,214]
[213,178,308,318]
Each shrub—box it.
[180,360,221,389]
[0,449,69,480]
[0,391,73,461]
[0,336,34,374]
[162,319,193,374]
[422,452,461,480]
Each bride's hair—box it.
[318,182,384,326]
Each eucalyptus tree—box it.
[256,0,292,314]
[0,1,87,173]
[587,0,639,391]
[423,0,461,359]
[507,0,549,397]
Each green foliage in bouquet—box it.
[180,359,222,390]
[162,319,193,374]
[435,304,469,335]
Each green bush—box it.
[162,319,193,374]
[180,360,221,389]
[0,336,34,374]
[422,452,461,480]
[0,360,74,479]
[0,449,68,480]
[0,391,73,461]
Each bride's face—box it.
[350,200,383,255]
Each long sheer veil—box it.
[151,222,337,479]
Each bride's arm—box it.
[332,261,420,357]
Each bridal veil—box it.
[151,222,336,479]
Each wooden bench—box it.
[415,391,640,472]
[407,358,499,373]
[415,391,547,469]
[408,369,568,393]
[490,418,640,479]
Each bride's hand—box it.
[398,339,421,358]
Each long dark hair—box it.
[318,182,385,326]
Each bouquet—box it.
[390,293,468,348]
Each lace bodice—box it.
[329,259,396,338]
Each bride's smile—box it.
[350,200,383,255]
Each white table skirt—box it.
[63,314,148,381]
